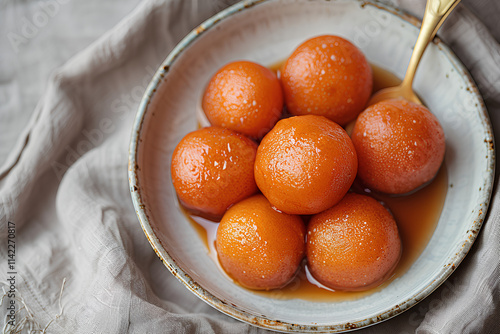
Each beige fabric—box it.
[0,0,498,333]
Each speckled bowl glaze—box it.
[128,0,495,332]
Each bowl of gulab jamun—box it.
[129,0,494,332]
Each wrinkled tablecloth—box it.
[0,0,499,333]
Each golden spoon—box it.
[368,0,461,105]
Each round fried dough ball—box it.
[307,193,402,291]
[171,126,258,218]
[254,115,357,215]
[202,61,283,139]
[351,99,445,194]
[216,195,306,290]
[281,35,372,126]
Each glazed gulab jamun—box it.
[351,99,445,194]
[202,60,283,139]
[307,193,402,291]
[171,126,258,218]
[254,115,358,215]
[281,35,372,126]
[216,194,306,290]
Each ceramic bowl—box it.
[128,0,495,332]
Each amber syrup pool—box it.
[182,63,448,301]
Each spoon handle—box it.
[401,0,461,92]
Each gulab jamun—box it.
[281,35,372,126]
[216,194,306,290]
[202,60,283,139]
[351,99,445,194]
[254,115,358,215]
[171,126,258,218]
[307,193,402,291]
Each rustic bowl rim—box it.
[128,0,495,332]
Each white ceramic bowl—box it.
[128,0,495,332]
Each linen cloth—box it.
[0,0,499,333]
